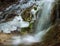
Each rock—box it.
[0,0,18,11]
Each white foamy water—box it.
[11,25,53,46]
[12,35,39,45]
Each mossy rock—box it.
[21,6,35,22]
[21,23,34,34]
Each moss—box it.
[22,12,33,22]
[21,7,34,22]
[21,23,34,34]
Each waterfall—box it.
[0,0,55,45]
[34,0,55,37]
[11,0,55,45]
[34,0,55,43]
[35,0,55,33]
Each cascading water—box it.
[34,0,55,37]
[11,0,55,45]
[0,0,55,45]
[36,0,54,32]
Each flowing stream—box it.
[0,0,55,46]
[11,0,55,45]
